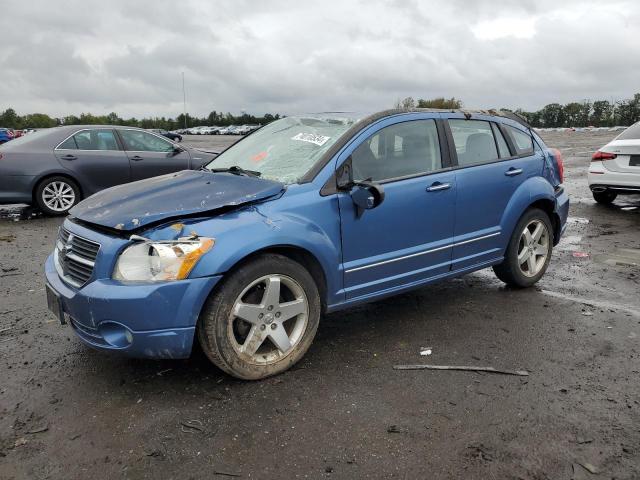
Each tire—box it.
[35,176,81,216]
[493,208,554,288]
[592,190,616,204]
[198,254,321,380]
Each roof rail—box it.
[390,108,532,129]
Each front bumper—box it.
[45,254,221,359]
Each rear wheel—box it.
[592,190,617,204]
[493,208,553,288]
[35,176,81,215]
[198,254,321,380]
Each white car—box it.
[588,122,640,204]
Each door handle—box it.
[505,168,523,177]
[426,182,451,192]
[61,154,77,161]
[130,155,144,161]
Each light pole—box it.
[182,71,187,129]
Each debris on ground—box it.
[419,347,432,356]
[180,419,205,433]
[213,470,242,477]
[576,462,600,474]
[393,364,529,376]
[26,425,49,434]
[387,425,402,433]
[572,252,590,258]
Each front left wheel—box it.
[198,254,321,380]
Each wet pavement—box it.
[0,131,639,479]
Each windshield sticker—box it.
[251,151,268,163]
[291,133,331,146]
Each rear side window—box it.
[504,125,534,155]
[617,122,640,140]
[58,129,119,151]
[351,119,442,182]
[449,120,498,166]
[57,136,78,150]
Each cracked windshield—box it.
[206,116,359,183]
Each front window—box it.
[119,129,174,152]
[205,116,359,184]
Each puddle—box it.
[557,235,583,252]
[567,217,589,225]
[540,289,640,318]
[593,249,640,268]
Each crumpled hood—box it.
[70,170,284,232]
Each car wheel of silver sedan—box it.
[198,253,321,380]
[35,176,81,216]
[493,208,553,288]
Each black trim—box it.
[442,120,458,167]
[435,119,452,169]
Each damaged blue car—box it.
[45,109,569,380]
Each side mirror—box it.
[351,183,385,215]
[172,145,183,154]
[336,156,385,215]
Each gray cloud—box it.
[0,0,637,118]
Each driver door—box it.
[338,118,456,300]
[117,129,191,181]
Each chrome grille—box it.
[55,227,100,287]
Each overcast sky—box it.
[0,0,638,118]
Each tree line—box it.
[395,93,640,128]
[4,92,640,130]
[0,109,282,130]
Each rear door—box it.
[54,128,130,195]
[338,117,456,299]
[117,129,191,181]
[447,115,543,270]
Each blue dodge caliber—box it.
[45,109,569,380]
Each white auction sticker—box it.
[291,132,331,146]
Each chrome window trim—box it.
[54,128,122,152]
[345,232,501,274]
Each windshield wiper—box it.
[207,165,262,177]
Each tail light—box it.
[549,148,564,184]
[591,151,616,162]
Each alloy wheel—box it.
[42,181,76,212]
[517,219,549,277]
[228,274,309,365]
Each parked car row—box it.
[0,128,43,143]
[176,125,261,135]
[146,128,182,143]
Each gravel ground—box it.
[0,131,639,479]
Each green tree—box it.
[417,97,463,109]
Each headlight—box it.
[113,238,214,282]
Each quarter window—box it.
[504,125,534,155]
[449,120,499,167]
[119,130,174,152]
[59,129,119,151]
[351,120,442,182]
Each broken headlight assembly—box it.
[113,238,214,282]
